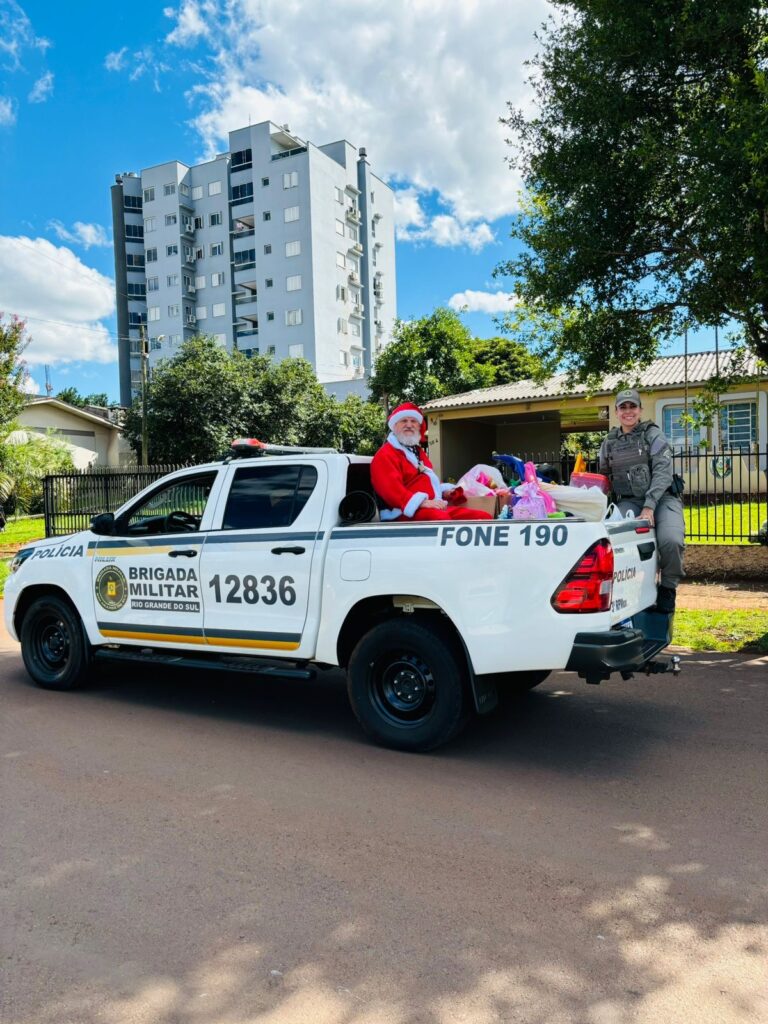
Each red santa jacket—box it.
[371,436,451,519]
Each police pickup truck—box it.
[4,442,678,751]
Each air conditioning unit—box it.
[185,315,196,325]
[188,285,196,294]
[348,272,359,284]
[374,319,383,329]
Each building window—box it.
[127,283,146,299]
[286,274,301,292]
[208,180,222,196]
[339,350,348,366]
[209,241,224,257]
[347,225,358,242]
[194,215,204,230]
[182,215,194,233]
[336,251,346,268]
[165,214,177,227]
[143,186,155,203]
[213,272,226,286]
[261,177,270,187]
[264,244,272,255]
[284,206,299,223]
[124,194,142,211]
[166,243,179,257]
[266,311,275,321]
[234,249,255,266]
[146,276,159,292]
[370,190,375,204]
[212,303,226,317]
[128,312,146,327]
[213,333,226,346]
[285,240,301,257]
[337,317,348,334]
[196,305,207,320]
[232,182,253,202]
[195,246,204,260]
[285,309,303,326]
[183,274,193,291]
[231,148,252,169]
[168,304,179,317]
[263,211,271,221]
[336,284,348,301]
[719,401,757,449]
[265,278,273,288]
[164,183,176,196]
[195,274,206,289]
[335,219,345,236]
[146,247,157,262]
[661,406,702,449]
[283,171,298,189]
[148,306,160,322]
[126,253,145,268]
[335,187,344,204]
[126,224,144,239]
[352,353,362,368]
[288,343,303,358]
[209,212,222,226]
[179,182,190,196]
[192,185,203,200]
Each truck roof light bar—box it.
[226,438,339,461]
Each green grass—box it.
[672,609,768,653]
[1,516,46,546]
[683,501,766,544]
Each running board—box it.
[94,647,316,680]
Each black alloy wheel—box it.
[20,595,92,691]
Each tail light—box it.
[551,539,614,613]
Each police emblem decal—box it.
[95,565,128,611]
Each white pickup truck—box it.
[4,443,679,751]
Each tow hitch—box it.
[645,654,681,676]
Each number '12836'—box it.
[208,574,296,605]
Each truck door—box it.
[91,470,220,647]
[200,460,327,657]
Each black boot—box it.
[656,585,676,613]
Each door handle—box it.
[168,549,198,558]
[271,546,306,555]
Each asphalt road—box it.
[1,622,766,1024]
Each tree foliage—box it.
[122,336,386,464]
[0,426,74,514]
[55,387,115,409]
[0,314,29,431]
[471,335,544,385]
[496,0,768,377]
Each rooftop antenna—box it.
[44,365,53,396]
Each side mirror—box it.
[90,512,116,536]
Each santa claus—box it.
[371,403,493,522]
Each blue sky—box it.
[0,0,723,403]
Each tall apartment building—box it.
[111,121,396,406]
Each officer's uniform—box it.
[599,420,685,592]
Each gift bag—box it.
[456,464,507,496]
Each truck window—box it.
[222,464,318,530]
[121,472,217,535]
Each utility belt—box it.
[615,474,685,502]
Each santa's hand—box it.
[422,498,448,510]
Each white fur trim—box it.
[440,484,456,496]
[388,407,423,429]
[403,491,428,518]
[379,508,402,521]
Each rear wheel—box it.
[20,595,92,691]
[347,618,470,752]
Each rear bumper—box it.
[565,610,677,683]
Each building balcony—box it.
[229,194,254,207]
[348,271,360,285]
[348,241,364,256]
[236,327,259,339]
[346,206,361,224]
[349,305,364,319]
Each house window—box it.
[165,214,177,227]
[192,185,203,200]
[208,180,222,196]
[212,303,226,317]
[166,244,179,257]
[283,171,298,189]
[267,311,275,321]
[286,274,301,292]
[263,211,271,221]
[209,241,224,257]
[284,206,299,223]
[126,224,144,239]
[289,343,304,359]
[336,251,346,268]
[209,212,222,227]
[264,244,272,255]
[196,305,207,320]
[148,306,160,322]
[168,304,179,317]
[146,277,159,292]
[335,219,345,236]
[285,308,303,326]
[662,406,702,449]
[146,248,157,262]
[195,274,206,289]
[261,176,270,187]
[719,401,757,449]
[164,183,176,196]
[285,240,301,257]
[211,272,225,286]
[143,187,155,203]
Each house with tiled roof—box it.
[421,350,767,487]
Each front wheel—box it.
[20,595,92,691]
[347,619,470,752]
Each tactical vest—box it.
[603,421,660,500]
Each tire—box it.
[347,618,470,752]
[19,595,92,691]
[505,670,551,693]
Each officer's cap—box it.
[615,388,641,407]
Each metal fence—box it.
[43,466,186,537]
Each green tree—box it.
[0,314,29,431]
[496,0,768,378]
[471,336,543,385]
[56,387,114,409]
[369,308,495,407]
[0,426,74,515]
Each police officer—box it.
[599,388,685,612]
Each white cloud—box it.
[28,69,53,103]
[0,95,15,126]
[159,0,548,228]
[0,236,116,366]
[0,0,50,73]
[21,374,40,395]
[448,289,519,314]
[397,206,495,253]
[49,220,111,250]
[104,46,128,71]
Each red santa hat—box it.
[388,402,427,441]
